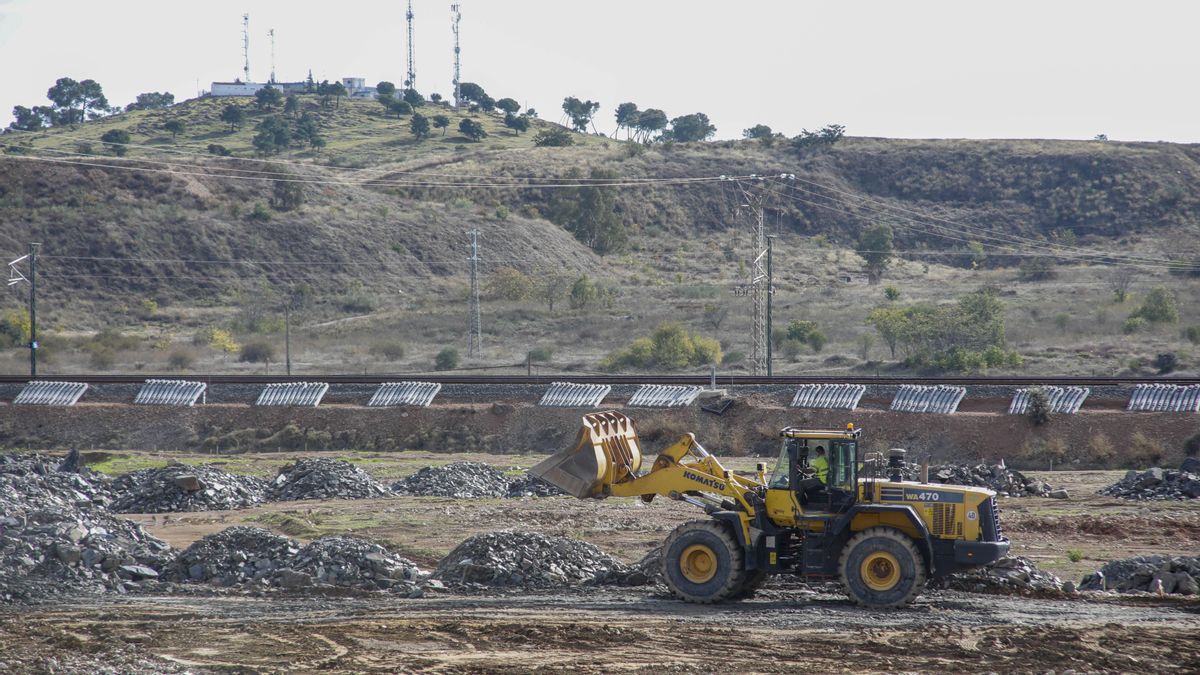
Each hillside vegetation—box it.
[1,94,1198,377]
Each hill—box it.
[1,95,1199,377]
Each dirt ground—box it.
[3,455,1200,673]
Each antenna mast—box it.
[451,3,462,108]
[268,29,276,83]
[242,13,251,82]
[406,0,416,92]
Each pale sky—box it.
[1,0,1197,142]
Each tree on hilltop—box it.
[432,114,451,135]
[221,103,246,130]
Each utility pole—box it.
[766,235,776,377]
[28,242,39,378]
[242,14,251,82]
[284,302,292,376]
[467,229,482,358]
[451,4,462,108]
[405,0,416,92]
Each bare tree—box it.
[703,303,729,331]
[1108,268,1134,303]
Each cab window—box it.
[768,441,792,488]
[828,440,857,491]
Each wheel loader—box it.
[530,411,1008,607]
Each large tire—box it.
[733,568,768,599]
[838,527,927,607]
[661,520,747,604]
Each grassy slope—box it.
[1,95,1199,376]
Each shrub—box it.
[193,327,239,353]
[723,349,745,364]
[1129,431,1163,468]
[526,347,553,363]
[88,346,115,370]
[782,338,805,361]
[1027,388,1053,426]
[0,308,31,348]
[807,330,827,353]
[602,322,722,371]
[1018,257,1057,281]
[1067,550,1085,563]
[1122,317,1147,334]
[1184,432,1200,458]
[239,340,275,364]
[369,341,405,362]
[435,348,459,371]
[533,127,574,147]
[883,285,901,301]
[486,267,532,301]
[1184,326,1200,345]
[1130,286,1179,323]
[1088,434,1115,464]
[248,203,272,222]
[1154,353,1178,375]
[167,349,194,371]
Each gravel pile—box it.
[267,458,390,501]
[506,474,565,498]
[391,462,566,498]
[163,526,298,587]
[165,526,428,594]
[936,556,1065,595]
[929,462,1065,498]
[433,531,638,587]
[391,461,512,498]
[287,536,424,593]
[1080,555,1200,595]
[0,450,115,506]
[0,462,172,603]
[110,463,269,513]
[1099,467,1200,500]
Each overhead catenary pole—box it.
[29,242,39,378]
[284,302,292,376]
[766,234,776,377]
[467,229,482,358]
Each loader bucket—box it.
[529,411,643,498]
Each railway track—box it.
[1,374,1197,386]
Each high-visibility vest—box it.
[811,455,829,484]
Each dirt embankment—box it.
[1,397,1197,470]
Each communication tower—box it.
[451,4,462,108]
[242,14,251,82]
[268,29,276,83]
[406,0,416,91]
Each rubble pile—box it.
[928,462,1065,498]
[936,556,1065,595]
[433,531,639,587]
[391,461,512,498]
[163,526,298,587]
[506,474,566,498]
[0,462,171,603]
[288,536,424,592]
[110,463,268,513]
[1080,555,1200,594]
[0,450,115,505]
[1099,468,1200,500]
[267,458,390,501]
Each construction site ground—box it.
[3,451,1199,673]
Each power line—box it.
[467,229,482,358]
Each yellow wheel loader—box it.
[530,411,1008,607]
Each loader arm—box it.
[529,412,761,514]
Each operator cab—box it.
[768,426,860,513]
